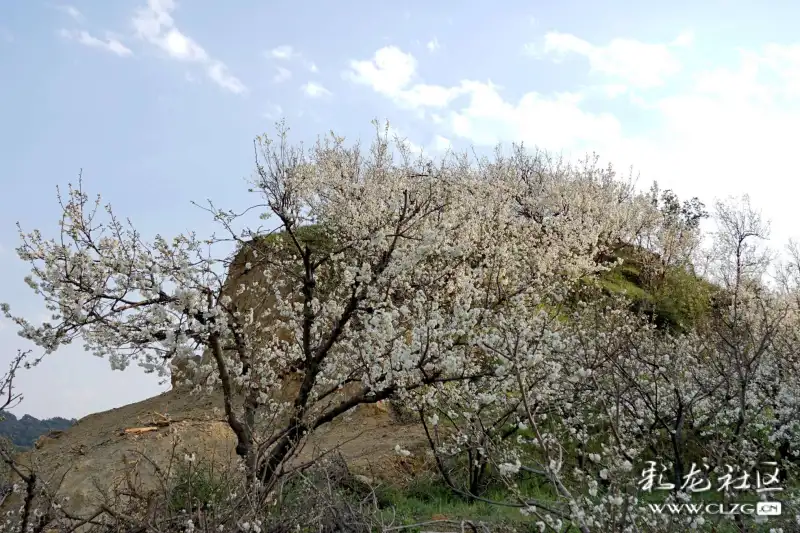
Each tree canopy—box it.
[5,122,800,531]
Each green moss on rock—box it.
[595,244,718,332]
[231,227,719,334]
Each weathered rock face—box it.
[168,234,299,392]
[169,355,203,388]
[169,230,404,416]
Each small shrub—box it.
[167,457,229,514]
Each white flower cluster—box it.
[6,126,800,531]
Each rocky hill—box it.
[2,227,717,519]
[6,386,429,518]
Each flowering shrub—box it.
[4,122,800,531]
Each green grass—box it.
[163,453,796,533]
[593,244,718,332]
[167,458,230,513]
[240,223,336,263]
[240,225,723,336]
[373,473,544,529]
[372,468,798,532]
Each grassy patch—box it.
[371,468,798,532]
[167,458,230,514]
[594,244,718,332]
[374,473,541,529]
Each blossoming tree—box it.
[5,122,800,531]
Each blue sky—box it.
[2,0,800,419]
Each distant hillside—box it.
[0,412,76,449]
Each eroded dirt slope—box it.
[6,386,429,517]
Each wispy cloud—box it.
[273,66,292,83]
[58,28,133,57]
[269,45,297,60]
[344,46,465,110]
[207,62,246,93]
[132,0,246,94]
[431,134,452,152]
[426,37,440,52]
[525,31,690,88]
[301,82,331,98]
[672,31,694,47]
[268,44,319,73]
[55,4,84,22]
[263,103,283,119]
[347,37,800,247]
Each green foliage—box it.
[596,244,718,332]
[240,224,719,336]
[243,223,335,262]
[0,412,75,449]
[649,267,717,331]
[374,472,539,527]
[167,458,229,514]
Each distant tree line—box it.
[0,412,75,449]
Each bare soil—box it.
[5,386,431,517]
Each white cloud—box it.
[642,47,800,205]
[672,31,694,47]
[58,28,133,57]
[431,135,452,152]
[448,82,622,149]
[344,46,465,110]
[347,46,620,147]
[345,40,800,248]
[132,0,246,94]
[56,4,84,22]
[301,82,331,98]
[757,43,800,95]
[273,66,292,83]
[263,103,283,119]
[269,45,296,60]
[426,37,440,52]
[267,45,318,75]
[346,46,416,95]
[161,28,207,61]
[207,61,247,94]
[526,31,688,88]
[604,84,629,98]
